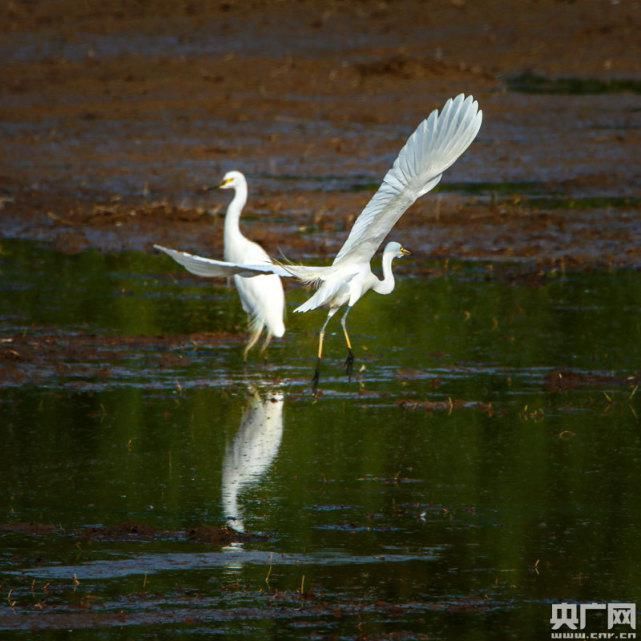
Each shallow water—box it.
[1,240,641,639]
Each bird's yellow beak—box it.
[400,247,411,256]
[218,178,233,189]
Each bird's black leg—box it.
[340,307,355,380]
[312,357,321,394]
[344,348,355,379]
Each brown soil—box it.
[544,368,640,392]
[0,520,249,545]
[0,1,640,264]
[0,331,237,387]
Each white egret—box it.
[155,94,482,388]
[159,171,285,360]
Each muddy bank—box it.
[0,521,249,545]
[0,331,238,388]
[0,0,640,265]
[4,189,641,269]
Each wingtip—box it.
[461,95,482,123]
[439,93,479,120]
[154,244,174,256]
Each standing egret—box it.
[159,171,285,360]
[155,94,482,387]
[219,171,285,359]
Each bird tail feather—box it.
[273,258,339,286]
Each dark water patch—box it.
[313,524,404,533]
[16,548,442,581]
[397,398,494,414]
[417,185,639,210]
[355,476,424,485]
[0,522,250,546]
[262,176,553,199]
[544,369,639,393]
[507,72,641,95]
[523,195,641,210]
[0,593,513,634]
[1,381,640,637]
[264,172,375,195]
[437,181,551,197]
[344,179,552,197]
[343,181,636,207]
[0,239,242,337]
[308,504,355,512]
[457,183,637,206]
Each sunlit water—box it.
[1,240,640,639]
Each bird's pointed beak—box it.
[218,178,233,189]
[400,247,411,256]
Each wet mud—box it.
[0,521,248,545]
[397,397,494,414]
[544,368,640,393]
[1,0,640,265]
[0,331,236,388]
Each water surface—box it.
[1,240,640,639]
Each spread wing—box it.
[154,245,292,278]
[333,94,483,265]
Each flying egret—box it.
[155,94,483,387]
[159,171,285,360]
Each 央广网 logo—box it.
[550,602,636,639]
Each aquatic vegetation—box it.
[507,72,641,95]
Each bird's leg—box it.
[243,324,264,361]
[340,306,355,379]
[312,309,337,393]
[259,331,273,358]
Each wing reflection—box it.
[221,389,284,533]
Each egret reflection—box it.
[221,389,284,533]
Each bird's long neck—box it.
[224,180,248,247]
[373,252,396,295]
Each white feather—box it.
[332,94,483,265]
[233,273,286,337]
[277,262,341,284]
[154,244,291,279]
[220,172,287,340]
[293,269,359,313]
